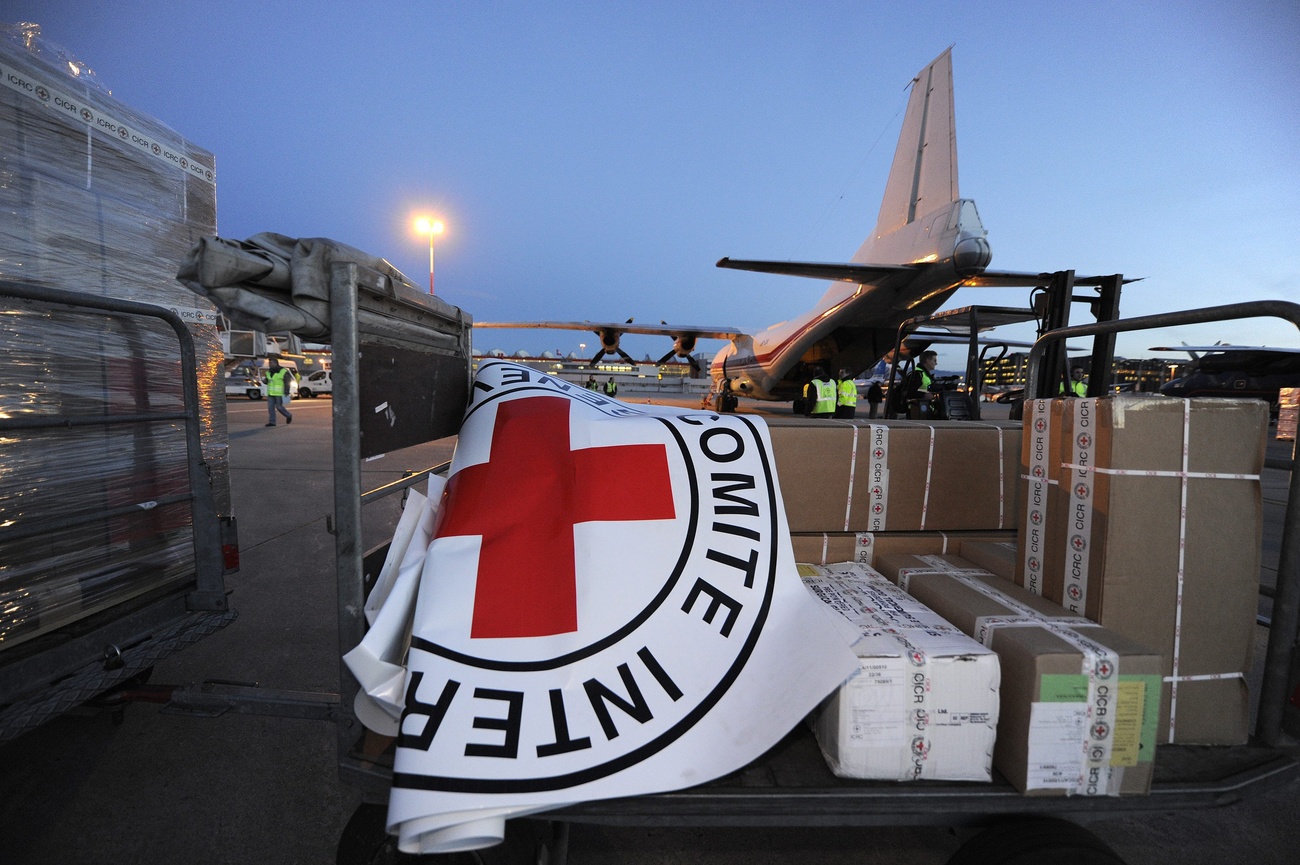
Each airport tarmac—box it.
[1,390,1298,864]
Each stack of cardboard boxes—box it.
[775,395,1266,792]
[1016,396,1265,744]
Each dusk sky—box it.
[8,1,1299,369]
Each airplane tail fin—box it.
[873,48,958,241]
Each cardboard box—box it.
[1015,396,1266,744]
[798,562,1000,781]
[874,553,1161,795]
[958,540,1018,581]
[766,418,1020,533]
[790,531,1015,567]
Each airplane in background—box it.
[1151,344,1300,409]
[476,48,1113,411]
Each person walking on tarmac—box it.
[264,357,294,427]
[835,368,858,419]
[904,350,941,418]
[809,366,837,419]
[604,376,618,397]
[1060,365,1088,397]
[585,374,599,391]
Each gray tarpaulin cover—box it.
[176,233,420,339]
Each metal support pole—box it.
[966,306,982,420]
[1086,274,1123,396]
[330,262,366,770]
[1036,270,1075,399]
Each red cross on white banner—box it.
[432,395,676,639]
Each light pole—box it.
[414,217,444,295]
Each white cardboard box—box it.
[799,562,1001,781]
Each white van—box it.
[298,369,332,398]
[225,359,299,400]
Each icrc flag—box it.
[366,362,859,854]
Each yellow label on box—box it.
[1110,680,1145,767]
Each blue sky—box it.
[7,1,1299,369]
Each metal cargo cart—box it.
[323,270,1300,862]
[96,256,1299,863]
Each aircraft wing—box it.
[715,257,916,283]
[474,320,747,341]
[907,333,1089,351]
[1149,345,1300,354]
[961,270,1142,288]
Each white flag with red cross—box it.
[374,361,859,854]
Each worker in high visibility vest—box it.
[835,369,858,418]
[264,357,294,427]
[905,350,940,418]
[810,367,837,418]
[1060,366,1088,397]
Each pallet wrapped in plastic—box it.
[0,23,224,650]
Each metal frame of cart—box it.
[320,272,1299,861]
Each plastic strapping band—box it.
[1170,400,1190,742]
[1164,672,1245,683]
[844,424,859,531]
[920,425,936,530]
[997,427,1006,528]
[1060,465,1259,481]
[820,533,829,566]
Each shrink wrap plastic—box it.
[0,24,223,650]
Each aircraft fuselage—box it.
[711,198,990,401]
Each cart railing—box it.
[0,280,233,742]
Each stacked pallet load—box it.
[0,24,223,648]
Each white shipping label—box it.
[844,657,908,746]
[1025,701,1087,790]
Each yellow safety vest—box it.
[814,379,837,414]
[266,368,289,397]
[1060,380,1087,397]
[837,380,857,407]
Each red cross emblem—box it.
[1095,660,1113,678]
[1071,534,1087,552]
[1077,433,1091,449]
[1093,722,1109,739]
[1028,557,1040,571]
[1075,483,1089,499]
[1068,585,1082,600]
[1035,418,1046,432]
[433,396,676,639]
[873,447,885,460]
